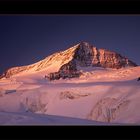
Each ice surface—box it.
[0,66,140,125]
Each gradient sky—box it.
[0,15,140,74]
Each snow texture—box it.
[0,66,140,125]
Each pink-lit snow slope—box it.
[0,66,140,125]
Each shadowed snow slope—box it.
[0,66,140,125]
[0,111,111,125]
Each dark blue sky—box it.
[0,15,140,74]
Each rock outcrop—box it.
[74,42,137,69]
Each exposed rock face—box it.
[97,49,136,69]
[74,42,94,67]
[48,61,81,81]
[73,42,137,69]
[0,41,137,79]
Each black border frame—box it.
[0,0,140,139]
[0,0,140,14]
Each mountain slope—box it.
[0,44,78,78]
[0,42,139,125]
[0,66,140,124]
[0,42,137,79]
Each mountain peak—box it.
[77,41,96,49]
[0,42,137,79]
[79,41,90,46]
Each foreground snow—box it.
[0,111,112,125]
[0,66,140,125]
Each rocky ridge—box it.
[0,42,137,79]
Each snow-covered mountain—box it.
[0,42,137,79]
[0,42,139,125]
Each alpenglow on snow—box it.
[0,42,137,80]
